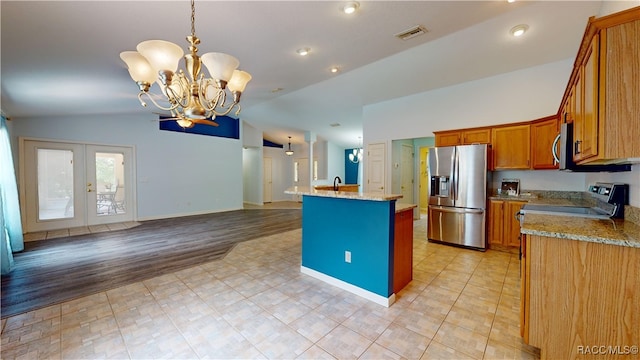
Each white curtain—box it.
[1,115,24,275]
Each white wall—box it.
[362,58,640,207]
[242,147,262,205]
[11,114,243,220]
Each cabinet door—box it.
[488,199,504,245]
[531,117,559,169]
[504,201,526,247]
[435,132,461,147]
[520,234,530,342]
[462,129,491,144]
[579,35,599,161]
[492,125,531,169]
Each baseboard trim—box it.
[300,266,395,307]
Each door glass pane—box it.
[95,152,126,216]
[38,149,74,220]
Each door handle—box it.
[551,133,561,164]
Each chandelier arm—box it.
[163,73,191,108]
[198,78,223,112]
[210,102,238,117]
[138,92,181,112]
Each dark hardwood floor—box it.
[1,209,302,319]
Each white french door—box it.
[21,139,135,232]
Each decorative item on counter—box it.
[501,179,520,196]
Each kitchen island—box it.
[285,186,404,307]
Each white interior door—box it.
[263,157,273,203]
[21,139,135,232]
[400,144,414,204]
[366,143,386,194]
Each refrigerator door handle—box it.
[453,148,460,201]
[430,205,484,214]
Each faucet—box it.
[333,176,342,191]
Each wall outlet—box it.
[345,251,351,263]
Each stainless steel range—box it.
[520,182,629,220]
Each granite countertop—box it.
[396,203,417,213]
[521,213,640,249]
[285,186,403,201]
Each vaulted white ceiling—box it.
[1,1,615,147]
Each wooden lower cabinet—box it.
[488,199,526,247]
[393,208,413,293]
[521,234,640,359]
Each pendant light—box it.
[285,136,294,156]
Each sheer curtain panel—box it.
[1,115,24,275]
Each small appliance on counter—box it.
[427,144,489,250]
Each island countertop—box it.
[285,186,403,201]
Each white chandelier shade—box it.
[349,148,363,163]
[200,52,239,82]
[119,0,251,126]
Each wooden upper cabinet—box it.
[435,128,491,147]
[461,129,491,144]
[559,9,640,164]
[492,124,531,170]
[434,131,461,147]
[574,35,600,162]
[531,116,560,169]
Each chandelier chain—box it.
[190,0,196,37]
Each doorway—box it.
[21,139,135,232]
[419,146,430,215]
[263,157,273,203]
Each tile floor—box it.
[2,217,540,359]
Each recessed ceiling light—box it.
[296,47,310,56]
[510,24,529,37]
[342,1,359,14]
[507,0,516,3]
[330,66,340,73]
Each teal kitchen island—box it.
[285,186,409,307]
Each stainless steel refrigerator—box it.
[427,144,488,250]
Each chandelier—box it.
[285,137,294,156]
[349,148,363,163]
[120,0,251,128]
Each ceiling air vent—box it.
[395,25,428,41]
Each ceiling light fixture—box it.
[285,136,294,156]
[510,24,529,37]
[342,1,360,14]
[296,48,310,56]
[120,0,251,128]
[349,137,363,163]
[330,66,340,73]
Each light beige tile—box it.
[433,321,488,359]
[289,310,339,343]
[296,344,336,359]
[359,343,405,360]
[393,308,443,339]
[421,340,476,360]
[342,308,392,341]
[317,325,372,360]
[268,297,313,324]
[375,322,431,359]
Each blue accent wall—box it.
[263,139,284,148]
[301,196,395,297]
[159,115,240,139]
[344,149,359,184]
